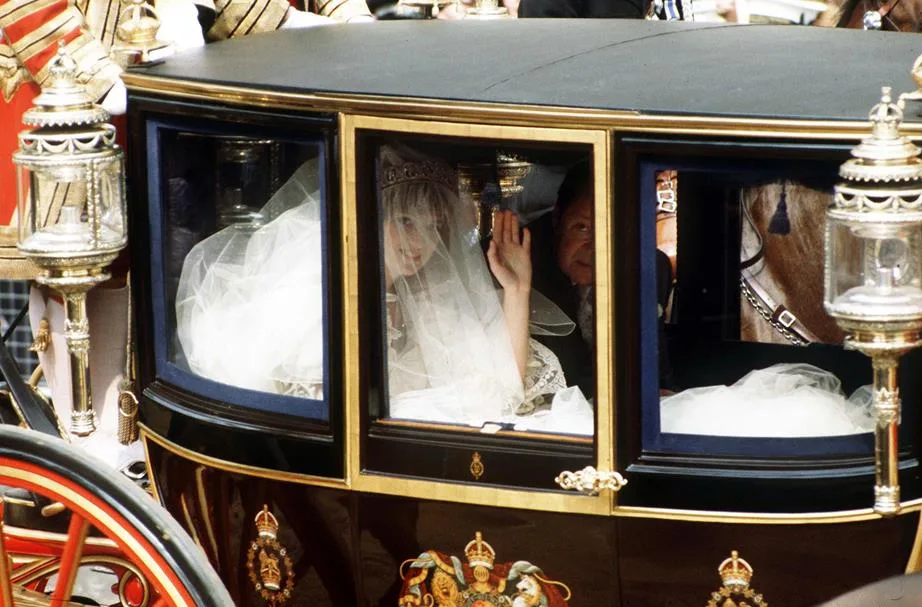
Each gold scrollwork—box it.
[246,505,295,605]
[554,466,627,496]
[470,452,484,480]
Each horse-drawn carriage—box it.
[4,17,922,607]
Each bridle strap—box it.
[844,0,905,29]
[738,189,818,346]
[877,0,902,18]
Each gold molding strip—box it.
[614,501,922,525]
[351,473,612,516]
[120,73,922,140]
[371,419,592,445]
[340,111,357,489]
[139,425,349,490]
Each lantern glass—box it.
[17,153,126,257]
[825,212,922,321]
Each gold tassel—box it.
[117,274,139,445]
[117,386,139,445]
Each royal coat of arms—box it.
[399,531,571,607]
[246,505,295,605]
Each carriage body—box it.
[122,21,922,605]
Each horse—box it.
[653,176,844,347]
[739,180,845,346]
[817,0,922,31]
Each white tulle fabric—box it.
[660,363,875,437]
[381,146,592,433]
[382,147,523,425]
[175,160,324,399]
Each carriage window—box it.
[150,126,330,419]
[647,160,884,451]
[373,140,596,437]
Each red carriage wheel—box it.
[0,425,233,606]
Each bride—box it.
[379,145,590,432]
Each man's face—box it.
[556,192,594,286]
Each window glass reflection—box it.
[653,169,874,440]
[376,142,595,436]
[163,133,326,402]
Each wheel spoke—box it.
[0,506,15,607]
[51,512,90,605]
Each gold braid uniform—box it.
[203,0,372,40]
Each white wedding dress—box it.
[175,159,325,399]
[660,363,875,437]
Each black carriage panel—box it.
[613,134,922,512]
[127,95,344,477]
[351,123,605,495]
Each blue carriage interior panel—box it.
[145,117,331,422]
[635,153,916,459]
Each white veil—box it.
[175,159,325,399]
[380,146,526,425]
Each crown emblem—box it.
[255,506,279,540]
[706,550,766,607]
[246,505,294,605]
[718,551,753,591]
[464,531,496,569]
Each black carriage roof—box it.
[137,20,922,122]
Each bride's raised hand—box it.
[487,209,532,295]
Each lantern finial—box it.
[839,86,922,185]
[24,45,109,129]
[111,0,172,67]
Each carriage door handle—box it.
[554,466,627,496]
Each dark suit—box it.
[518,0,646,18]
[529,215,595,399]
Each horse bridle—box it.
[740,189,818,346]
[845,0,907,30]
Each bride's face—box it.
[384,207,441,279]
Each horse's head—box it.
[837,0,922,31]
[743,181,845,345]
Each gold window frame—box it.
[340,114,614,515]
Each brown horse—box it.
[816,0,922,31]
[739,181,845,346]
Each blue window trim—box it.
[146,118,330,421]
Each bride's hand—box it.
[487,210,531,295]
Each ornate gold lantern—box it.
[110,0,173,67]
[13,45,128,436]
[824,87,922,516]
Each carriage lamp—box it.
[109,0,173,67]
[215,138,278,228]
[13,45,128,436]
[496,151,532,200]
[824,87,922,516]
